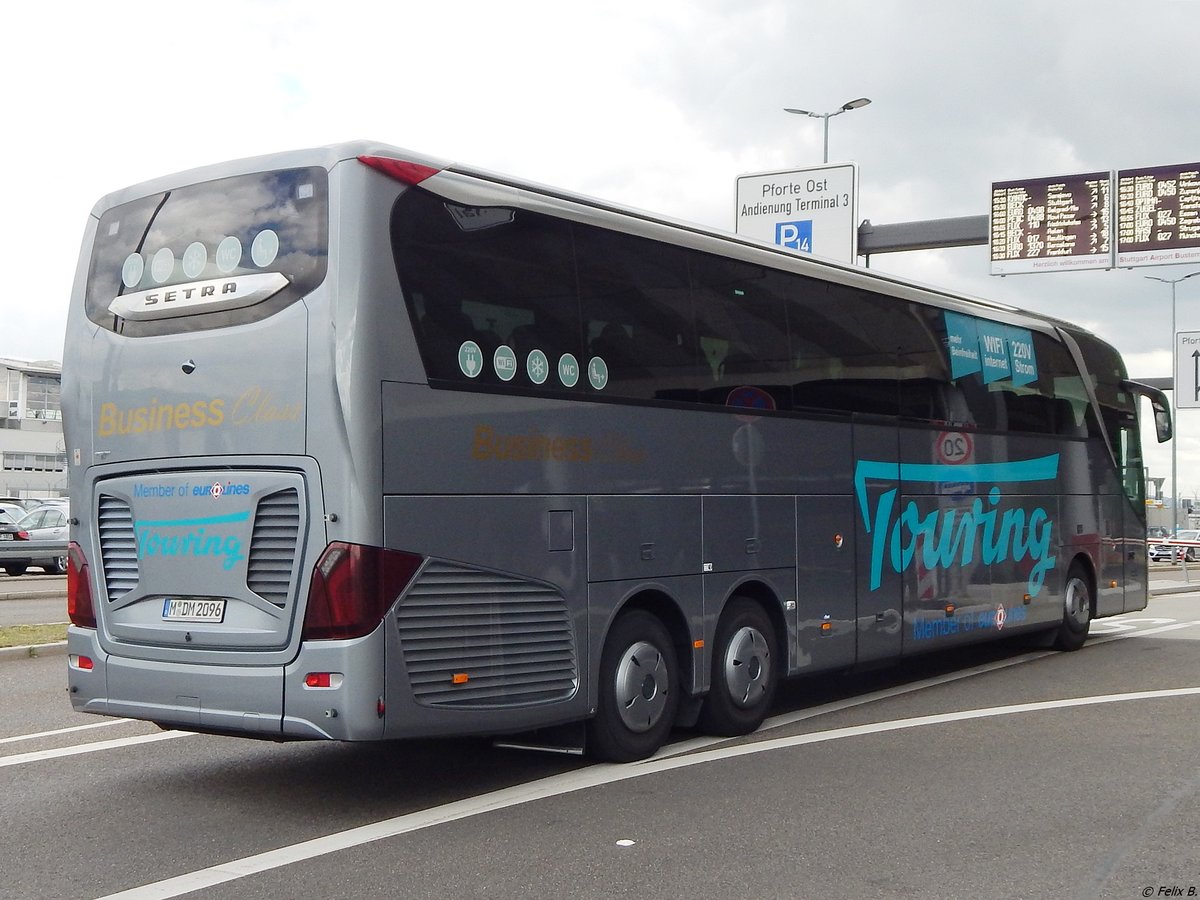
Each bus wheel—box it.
[587,610,679,762]
[1053,564,1092,652]
[699,598,778,736]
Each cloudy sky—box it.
[5,0,1200,491]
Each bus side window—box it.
[575,225,700,402]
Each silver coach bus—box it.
[62,142,1171,761]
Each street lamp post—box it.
[1147,270,1200,534]
[783,97,872,163]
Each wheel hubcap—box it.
[1065,578,1091,628]
[615,641,669,733]
[723,626,771,709]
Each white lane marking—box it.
[665,615,1200,759]
[661,647,1054,758]
[1091,619,1200,641]
[0,718,132,746]
[98,686,1200,900]
[0,730,190,768]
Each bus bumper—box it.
[66,626,388,741]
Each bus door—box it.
[1117,419,1150,613]
[852,421,903,663]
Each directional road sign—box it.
[1175,331,1200,409]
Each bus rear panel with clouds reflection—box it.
[60,142,1169,761]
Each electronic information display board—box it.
[990,172,1111,275]
[1116,163,1200,268]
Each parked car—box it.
[1148,529,1200,562]
[0,501,27,522]
[0,505,68,575]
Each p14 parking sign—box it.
[775,220,813,252]
[735,163,858,264]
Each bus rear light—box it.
[302,542,423,641]
[358,155,441,186]
[304,672,343,689]
[70,655,94,671]
[67,542,97,629]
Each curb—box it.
[1150,583,1200,596]
[0,641,66,661]
[0,591,64,602]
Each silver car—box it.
[0,505,69,576]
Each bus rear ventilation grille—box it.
[246,488,301,606]
[97,494,138,600]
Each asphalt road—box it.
[0,574,64,627]
[3,592,1199,899]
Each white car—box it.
[1148,529,1200,562]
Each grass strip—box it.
[0,623,68,648]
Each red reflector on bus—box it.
[305,673,331,688]
[357,155,441,185]
[67,542,97,629]
[302,543,423,641]
[71,655,94,670]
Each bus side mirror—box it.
[1124,380,1173,444]
[1154,401,1173,443]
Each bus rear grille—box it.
[97,495,138,600]
[397,561,578,708]
[246,489,300,606]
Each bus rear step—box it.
[493,722,586,756]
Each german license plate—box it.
[0,533,11,540]
[162,598,226,623]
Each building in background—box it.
[1,357,66,502]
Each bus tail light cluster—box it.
[67,542,96,629]
[302,542,423,641]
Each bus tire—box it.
[699,598,777,736]
[1053,563,1092,652]
[587,610,679,762]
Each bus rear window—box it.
[85,167,328,336]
